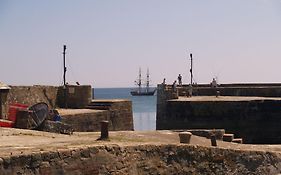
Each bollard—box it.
[216,90,220,97]
[179,132,192,144]
[210,134,217,146]
[99,120,109,140]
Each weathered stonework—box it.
[0,90,10,118]
[57,85,92,108]
[7,85,92,110]
[157,84,281,144]
[2,85,134,132]
[60,99,134,132]
[0,144,280,174]
[104,100,134,131]
[60,110,111,132]
[177,83,281,97]
[7,86,58,109]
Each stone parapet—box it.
[0,144,281,174]
[7,85,58,108]
[176,83,281,97]
[57,85,92,108]
[59,99,134,132]
[60,109,110,132]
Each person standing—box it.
[178,74,182,85]
[172,80,177,92]
[162,78,166,85]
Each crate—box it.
[8,103,29,123]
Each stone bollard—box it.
[216,90,220,97]
[210,134,217,146]
[179,132,192,144]
[99,120,109,140]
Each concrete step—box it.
[223,133,234,142]
[86,101,113,110]
[232,138,243,144]
[86,105,110,110]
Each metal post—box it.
[188,53,193,97]
[190,53,193,85]
[63,45,67,87]
[63,45,67,108]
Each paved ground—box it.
[1,128,281,157]
[57,108,103,115]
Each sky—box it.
[0,0,281,88]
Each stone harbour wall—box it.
[61,100,134,132]
[156,84,281,144]
[107,100,134,131]
[7,85,92,110]
[6,85,58,111]
[57,85,92,109]
[177,83,281,97]
[1,144,281,175]
[159,99,281,144]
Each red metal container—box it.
[8,103,29,123]
[0,119,14,127]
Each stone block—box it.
[179,132,192,144]
[39,120,73,135]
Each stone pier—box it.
[156,84,281,144]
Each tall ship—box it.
[130,68,156,96]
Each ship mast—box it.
[146,68,150,92]
[138,67,142,92]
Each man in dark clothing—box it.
[178,74,182,85]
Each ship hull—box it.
[130,89,156,96]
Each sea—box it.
[93,88,156,131]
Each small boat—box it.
[130,68,156,96]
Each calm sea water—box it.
[93,88,156,131]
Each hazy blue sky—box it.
[1,0,281,87]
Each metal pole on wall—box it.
[187,52,193,97]
[63,45,67,108]
[63,45,67,87]
[190,53,193,85]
